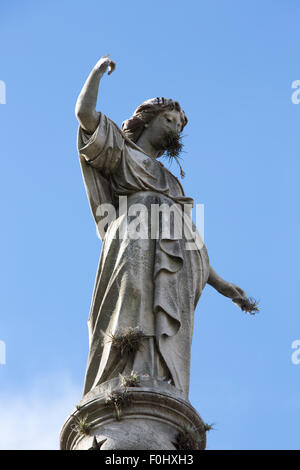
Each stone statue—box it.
[75,54,257,399]
[60,55,258,450]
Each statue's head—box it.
[122,98,188,158]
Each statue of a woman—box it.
[75,55,256,400]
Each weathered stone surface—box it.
[62,54,257,450]
[60,377,206,450]
[74,55,252,403]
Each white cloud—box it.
[0,373,82,450]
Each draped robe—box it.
[78,113,210,399]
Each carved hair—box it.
[122,98,188,144]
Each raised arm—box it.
[75,55,116,134]
[207,265,259,314]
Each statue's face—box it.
[146,110,182,151]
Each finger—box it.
[108,60,116,74]
[108,60,116,75]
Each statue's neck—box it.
[135,134,161,159]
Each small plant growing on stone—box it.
[233,296,260,315]
[174,424,205,450]
[162,130,186,178]
[105,389,131,420]
[119,371,140,388]
[104,327,146,356]
[203,422,215,432]
[71,414,90,435]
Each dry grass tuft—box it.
[71,414,90,435]
[104,327,146,356]
[233,296,260,315]
[174,424,204,450]
[119,371,140,388]
[105,389,131,420]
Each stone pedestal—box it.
[60,376,206,450]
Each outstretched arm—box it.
[75,55,116,134]
[207,266,246,299]
[207,265,259,314]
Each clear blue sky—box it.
[1,0,299,450]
